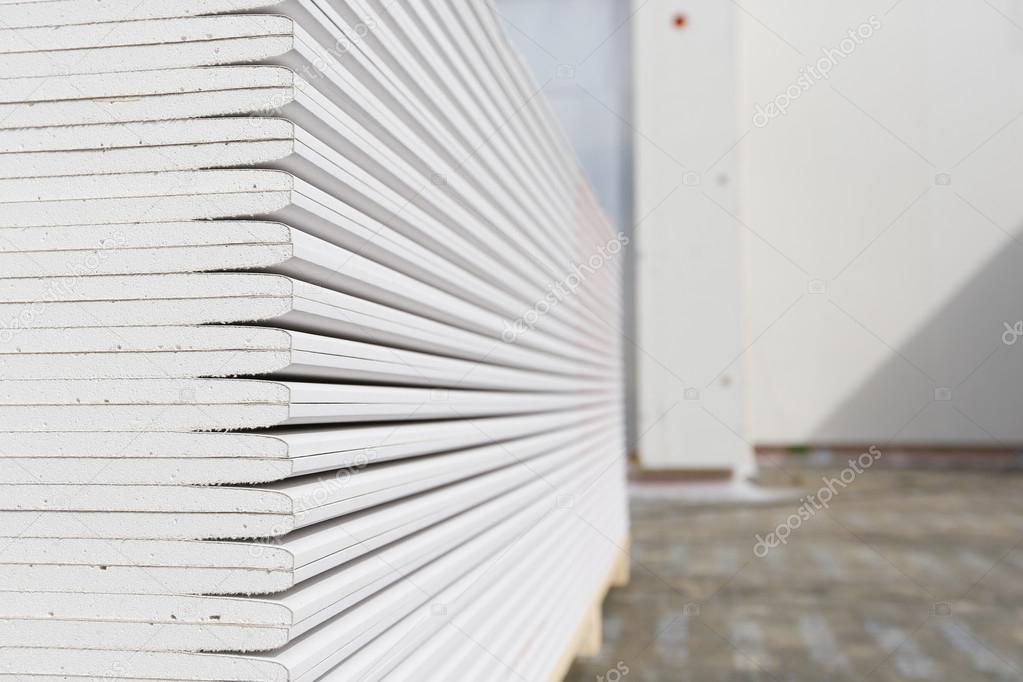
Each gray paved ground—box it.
[566,465,1023,682]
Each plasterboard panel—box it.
[0,405,611,484]
[0,325,610,393]
[0,378,609,431]
[0,272,602,374]
[0,168,607,364]
[0,0,284,28]
[0,0,628,675]
[0,442,601,652]
[0,423,616,595]
[0,419,618,538]
[0,122,593,350]
[0,12,617,332]
[0,439,616,680]
[0,222,604,374]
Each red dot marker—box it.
[673,14,687,28]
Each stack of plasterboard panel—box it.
[0,1,628,680]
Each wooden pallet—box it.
[547,537,631,682]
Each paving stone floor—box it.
[565,465,1023,682]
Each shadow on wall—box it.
[810,228,1023,448]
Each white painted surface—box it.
[505,0,1023,448]
[633,0,753,472]
[738,0,1023,445]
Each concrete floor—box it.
[566,464,1023,681]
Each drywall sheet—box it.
[0,1,629,678]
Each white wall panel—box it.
[633,0,753,472]
[739,0,1023,446]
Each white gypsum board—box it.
[266,0,609,319]
[0,325,293,381]
[0,57,616,308]
[0,168,611,365]
[0,223,607,375]
[418,452,626,681]
[0,511,564,678]
[0,418,605,516]
[437,466,626,679]
[0,439,604,681]
[318,492,590,681]
[0,219,599,369]
[435,504,617,681]
[0,272,603,375]
[0,324,612,393]
[271,3,591,308]
[0,117,297,157]
[0,67,614,340]
[340,0,584,275]
[0,118,576,335]
[0,14,611,335]
[0,15,297,78]
[0,169,295,226]
[0,404,612,484]
[0,422,618,594]
[320,429,624,680]
[279,328,607,390]
[0,444,602,652]
[0,592,291,652]
[0,221,297,276]
[214,446,613,682]
[0,0,285,28]
[289,56,621,336]
[282,17,620,339]
[0,2,628,675]
[0,421,617,597]
[459,0,630,306]
[422,0,627,322]
[362,500,598,681]
[0,163,596,363]
[0,10,572,290]
[515,501,628,682]
[464,0,596,219]
[0,120,604,355]
[265,420,617,580]
[0,419,618,539]
[0,67,297,129]
[0,377,606,432]
[333,0,623,331]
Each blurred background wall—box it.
[738,0,1023,447]
[495,0,1023,463]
